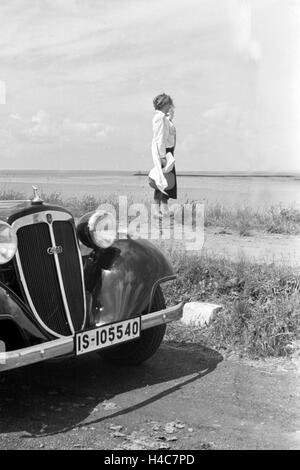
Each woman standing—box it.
[150,93,177,217]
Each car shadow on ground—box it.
[0,342,223,438]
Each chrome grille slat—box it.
[53,221,86,332]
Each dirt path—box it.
[0,344,299,450]
[132,222,300,267]
[80,217,300,267]
[202,228,300,267]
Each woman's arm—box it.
[153,114,169,159]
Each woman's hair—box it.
[153,93,173,110]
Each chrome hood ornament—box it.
[31,186,43,205]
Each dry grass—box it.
[1,189,300,235]
[163,252,300,358]
[204,203,300,235]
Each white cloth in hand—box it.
[148,150,175,194]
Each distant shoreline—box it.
[133,171,300,178]
[0,169,299,178]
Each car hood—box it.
[0,200,32,222]
[0,200,74,225]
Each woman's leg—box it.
[154,189,162,216]
[153,190,170,217]
[160,194,169,215]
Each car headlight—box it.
[77,210,117,249]
[0,221,18,264]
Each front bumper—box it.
[0,302,183,372]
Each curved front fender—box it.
[85,238,174,325]
[0,283,49,346]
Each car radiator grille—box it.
[15,219,85,337]
[52,221,85,332]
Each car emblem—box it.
[47,246,63,255]
[46,214,52,224]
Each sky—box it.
[0,0,299,172]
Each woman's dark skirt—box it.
[154,146,177,201]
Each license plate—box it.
[75,317,141,356]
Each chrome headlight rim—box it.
[0,220,18,265]
[88,210,117,249]
[77,210,117,250]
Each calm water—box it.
[0,170,300,208]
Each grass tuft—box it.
[163,252,300,358]
[1,190,300,234]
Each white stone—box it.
[181,302,223,327]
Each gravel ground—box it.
[0,343,299,450]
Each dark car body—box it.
[0,195,183,372]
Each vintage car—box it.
[0,187,183,372]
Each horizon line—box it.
[0,169,299,178]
